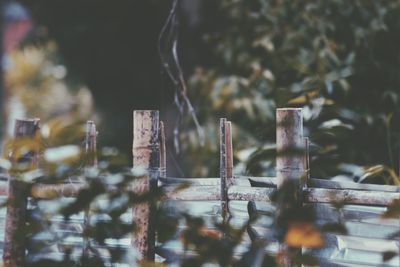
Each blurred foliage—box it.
[0,101,398,266]
[0,119,335,266]
[180,0,400,183]
[1,1,400,266]
[4,41,95,137]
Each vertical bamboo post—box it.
[276,108,304,188]
[276,108,304,267]
[225,121,234,185]
[3,118,40,267]
[82,121,97,257]
[132,110,160,261]
[220,119,234,223]
[159,121,166,179]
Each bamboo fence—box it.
[1,108,399,267]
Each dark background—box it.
[17,0,215,151]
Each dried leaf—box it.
[199,227,222,240]
[285,223,324,248]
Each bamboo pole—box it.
[276,108,304,188]
[3,118,40,267]
[132,110,160,261]
[276,108,304,267]
[83,121,97,257]
[220,119,234,223]
[304,188,400,206]
[308,178,400,192]
[220,118,226,210]
[246,176,400,192]
[26,183,400,206]
[159,121,166,179]
[163,185,275,202]
[225,121,234,186]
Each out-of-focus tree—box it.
[4,42,95,135]
[181,0,400,182]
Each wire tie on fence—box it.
[132,144,160,150]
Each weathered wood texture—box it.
[276,109,305,267]
[305,188,400,206]
[220,119,234,222]
[159,177,220,186]
[159,121,166,178]
[247,176,400,192]
[4,119,40,267]
[308,178,400,192]
[132,110,160,261]
[164,185,275,202]
[163,185,221,201]
[21,179,400,207]
[276,108,304,188]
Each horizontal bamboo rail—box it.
[162,176,400,192]
[8,182,396,207]
[304,188,400,206]
[0,176,398,199]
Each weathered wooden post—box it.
[276,108,304,267]
[220,119,234,223]
[159,121,166,179]
[276,108,304,188]
[83,121,97,257]
[132,110,160,261]
[3,118,40,267]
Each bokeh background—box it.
[1,0,400,183]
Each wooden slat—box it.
[14,183,400,208]
[163,185,275,202]
[163,185,220,201]
[228,186,275,202]
[244,176,400,193]
[308,178,400,192]
[305,188,400,206]
[159,177,220,186]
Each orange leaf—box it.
[199,227,222,239]
[285,223,324,248]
